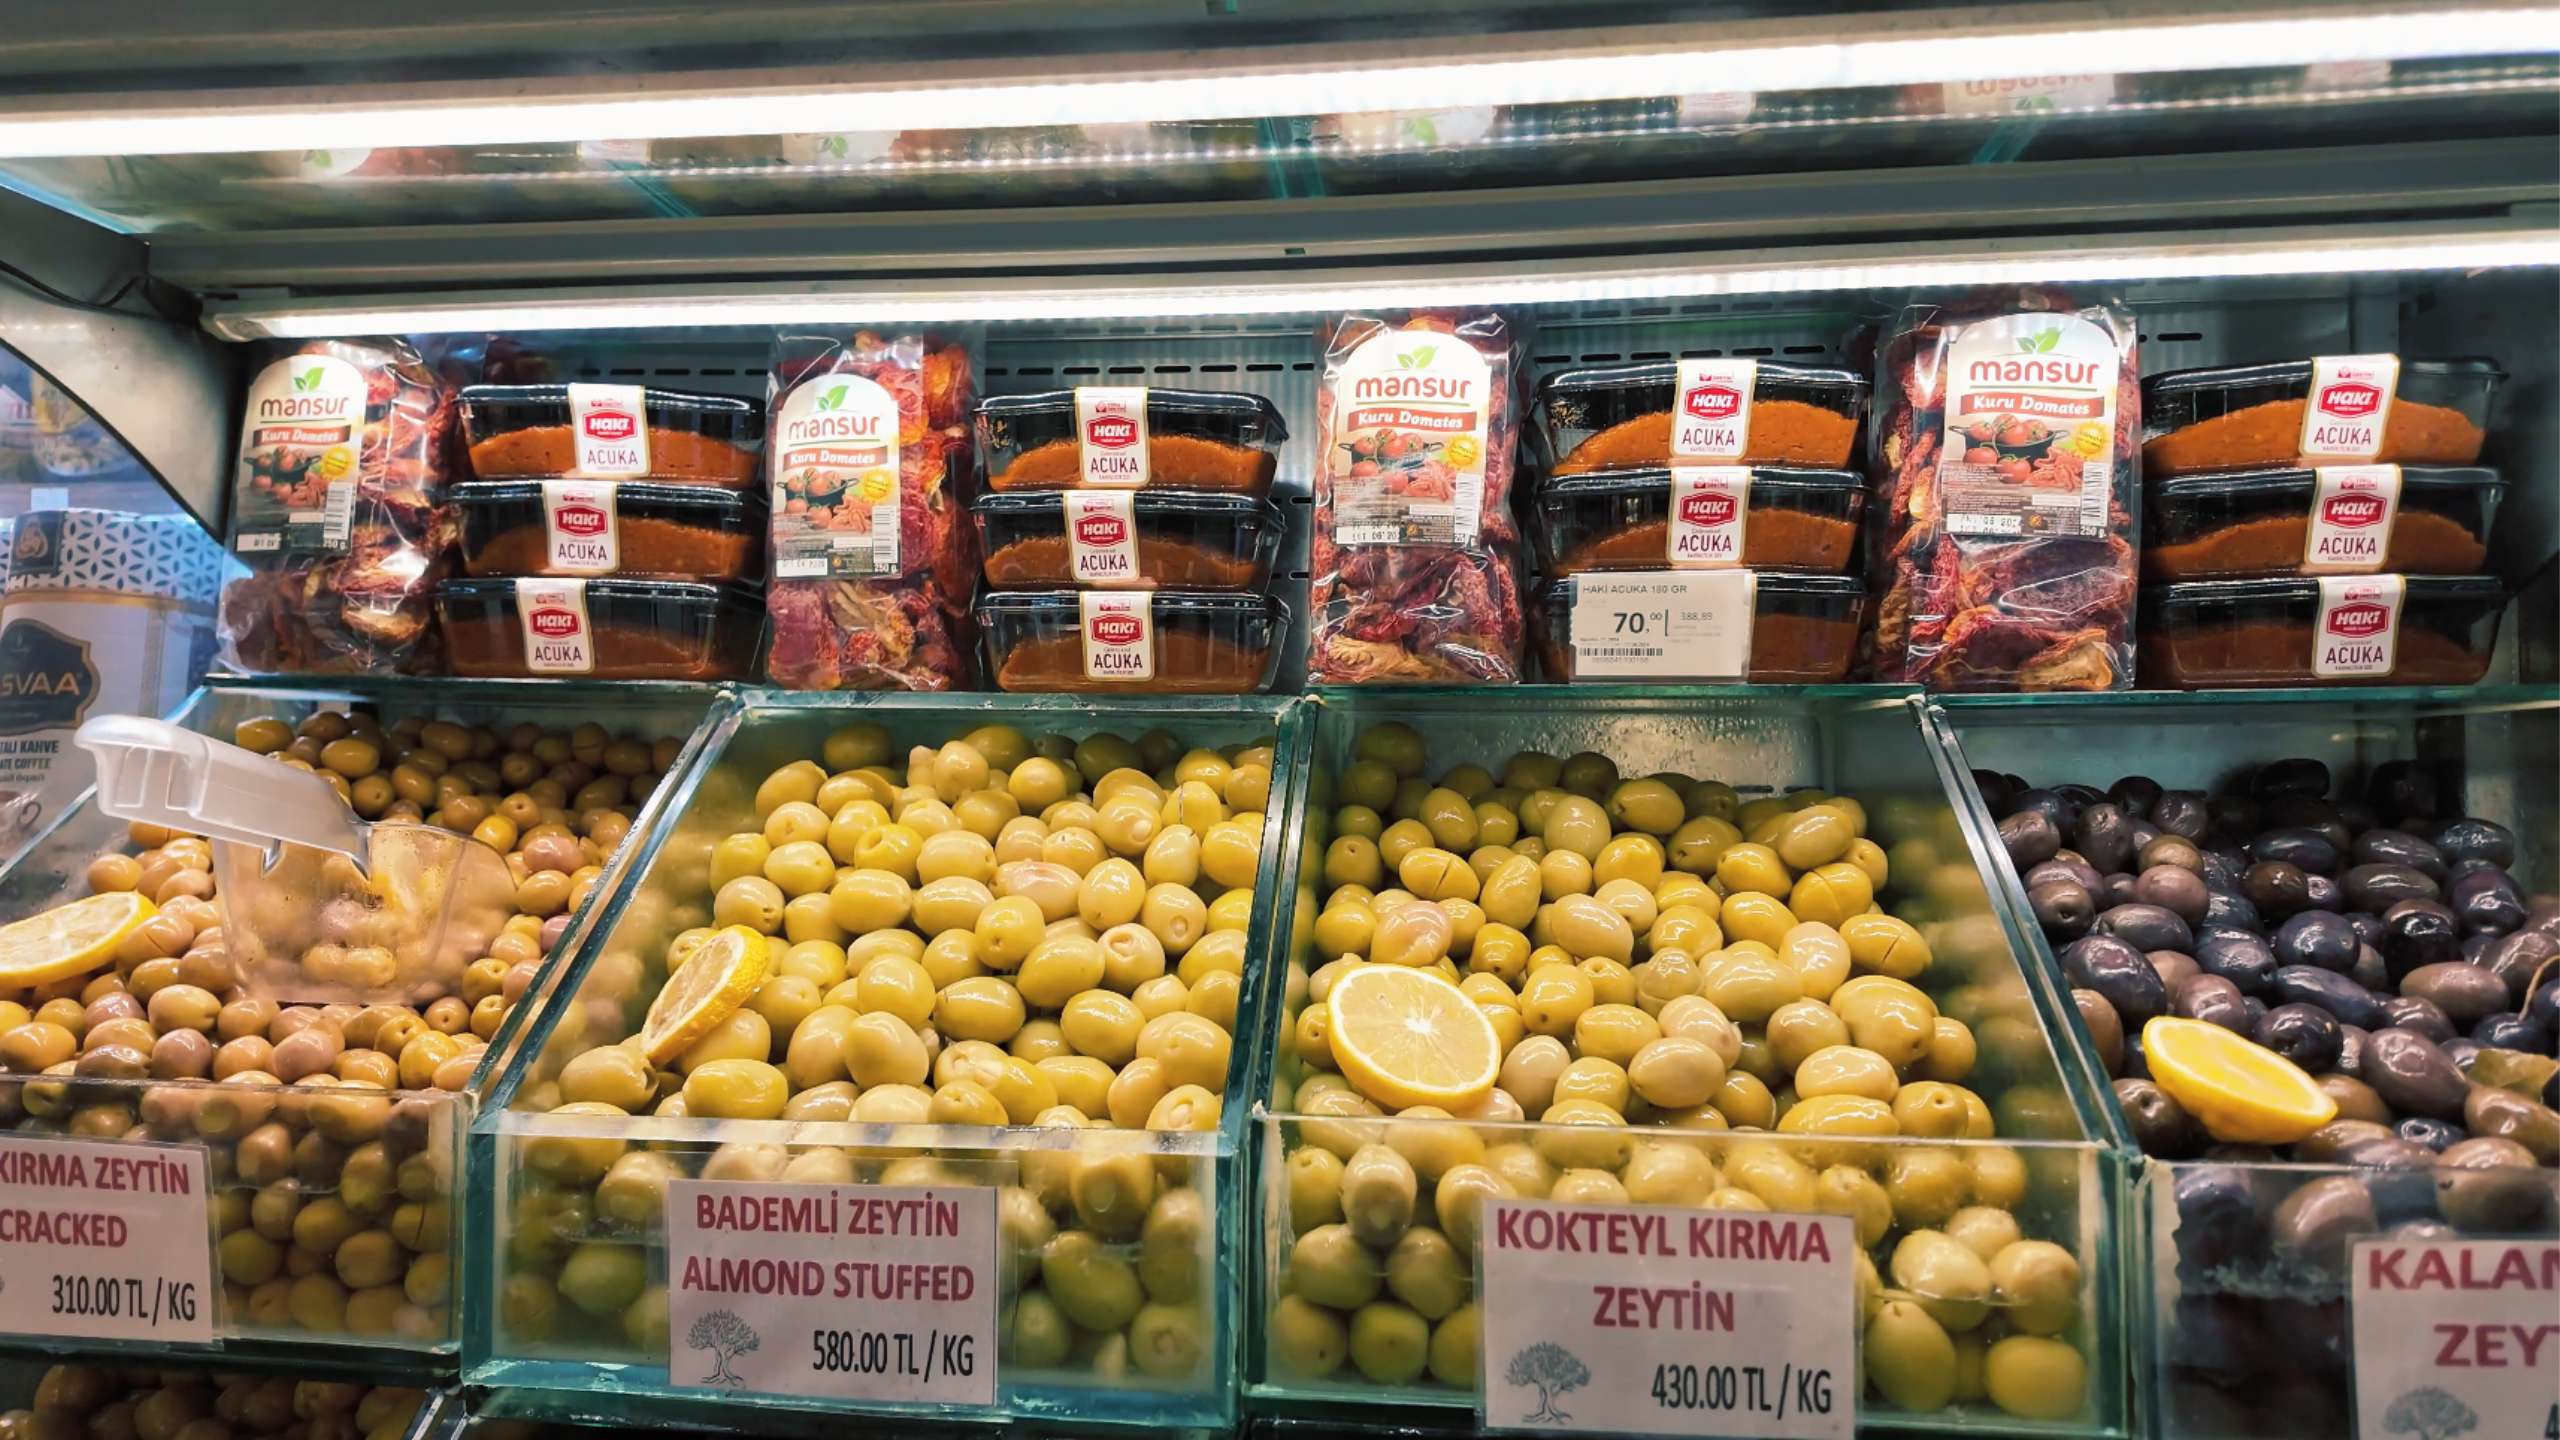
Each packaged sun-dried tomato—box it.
[763,329,979,690]
[1869,288,2139,691]
[1308,308,1525,684]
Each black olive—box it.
[2063,933,2170,1025]
[2362,1028,2468,1119]
[2447,868,2526,935]
[2335,799,2378,835]
[2149,949,2202,994]
[2203,839,2251,877]
[2271,966,2389,1030]
[2069,802,2134,874]
[2013,787,2081,835]
[2117,1077,2199,1158]
[2463,933,2492,963]
[2128,819,2163,853]
[2252,757,2332,801]
[2342,863,2438,913]
[2346,911,2384,946]
[2029,881,2096,940]
[2431,816,2516,869]
[2444,856,2508,886]
[2293,1118,2396,1164]
[2379,900,2464,985]
[2172,1166,2263,1269]
[2529,977,2560,1030]
[2269,1176,2375,1275]
[2336,1024,2369,1079]
[1999,810,2061,869]
[2204,794,2261,838]
[2530,904,2560,942]
[2378,995,2456,1044]
[2056,782,2106,808]
[2350,944,2392,992]
[2263,797,2352,852]
[2194,929,2278,996]
[2482,931,2560,1006]
[2153,790,2210,840]
[2201,889,2262,933]
[1972,768,2016,813]
[2174,973,2254,1033]
[2253,827,2340,875]
[2303,873,2344,912]
[2436,1136,2555,1229]
[2472,1012,2550,1051]
[2244,861,2311,916]
[2254,1003,2344,1072]
[2109,774,2163,817]
[2122,1029,2151,1081]
[2098,873,2141,909]
[2135,865,2211,926]
[2397,961,2512,1026]
[2074,987,2125,1075]
[2322,1071,2389,1122]
[2364,759,2440,825]
[2095,903,2195,954]
[2272,911,2360,973]
[2351,828,2445,879]
[2139,834,2204,874]
[2394,1116,2464,1152]
[2024,858,2091,892]
[2446,1038,2482,1071]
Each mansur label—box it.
[1329,329,1494,548]
[1940,312,2119,539]
[1079,592,1155,681]
[1671,360,1757,462]
[2350,1238,2559,1440]
[1568,572,1757,681]
[0,1135,214,1345]
[664,1182,997,1405]
[515,578,595,675]
[2314,575,2404,678]
[1074,386,1151,489]
[2301,354,2401,460]
[235,353,367,554]
[542,480,620,574]
[1065,490,1141,585]
[1667,467,1751,568]
[2303,466,2402,573]
[569,383,651,476]
[1941,74,2117,115]
[772,372,903,579]
[1479,1201,1853,1437]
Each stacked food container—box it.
[971,387,1290,693]
[2136,355,2511,688]
[1520,359,1873,683]
[443,383,769,680]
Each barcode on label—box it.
[776,557,828,578]
[1951,513,2024,534]
[1584,646,1664,659]
[320,482,356,548]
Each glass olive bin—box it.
[1251,687,2130,1436]
[1931,687,2560,1440]
[467,692,1313,1431]
[0,680,714,1375]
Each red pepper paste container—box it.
[2142,466,2504,580]
[437,576,765,679]
[2141,357,2505,478]
[455,479,767,580]
[459,383,766,486]
[1529,466,1865,575]
[1530,360,1870,474]
[977,388,1285,495]
[971,489,1285,590]
[974,589,1284,693]
[2140,575,2505,688]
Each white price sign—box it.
[1479,1200,1855,1437]
[2351,1238,2560,1440]
[665,1182,998,1406]
[1567,572,1756,681]
[0,1135,214,1344]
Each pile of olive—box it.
[1979,756,2559,1164]
[0,1366,424,1440]
[1269,724,2096,1424]
[505,722,1271,1388]
[0,710,680,1342]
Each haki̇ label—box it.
[2350,1238,2559,1440]
[1479,1201,1853,1438]
[1075,387,1151,488]
[665,1182,997,1406]
[542,481,620,573]
[1079,592,1155,681]
[2303,466,2402,573]
[1671,361,1757,462]
[1668,468,1751,567]
[2314,575,2404,679]
[0,1136,215,1345]
[2301,354,2401,460]
[569,383,651,476]
[1065,491,1141,584]
[515,578,595,674]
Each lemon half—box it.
[2142,1016,2337,1145]
[639,925,770,1065]
[0,891,157,990]
[1325,964,1500,1112]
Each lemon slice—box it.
[1326,964,1500,1111]
[639,925,770,1065]
[0,891,157,990]
[2142,1016,2338,1145]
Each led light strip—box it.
[0,6,2555,157]
[201,228,2560,340]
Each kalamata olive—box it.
[2149,950,2201,994]
[2527,979,2560,1031]
[1999,810,2061,869]
[2378,995,2456,1045]
[2273,911,2359,973]
[2446,869,2526,936]
[2302,873,2344,912]
[2345,912,2384,947]
[2446,1039,2482,1071]
[2253,757,2332,801]
[2116,1077,2198,1157]
[2096,903,2194,954]
[2531,904,2560,941]
[2363,1028,2468,1120]
[2351,829,2444,878]
[2122,1030,2151,1081]
[2025,858,2100,893]
[2379,901,2464,985]
[2255,1004,2344,1073]
[2464,1087,2560,1165]
[2174,974,2254,1034]
[2271,966,2388,1030]
[2481,931,2560,1006]
[2239,996,2269,1032]
[2270,1176,2375,1273]
[2153,791,2210,840]
[2341,863,2438,912]
[2203,794,2260,837]
[2289,1119,2393,1165]
[2138,835,2204,875]
[2028,881,2096,940]
[2109,775,2163,817]
[2345,1138,2444,1223]
[2336,799,2378,834]
[2434,1136,2555,1229]
[2135,866,2210,925]
[2349,944,2391,993]
[2013,788,2080,835]
[2056,782,2106,807]
[2201,889,2261,933]
[2172,1166,2262,1270]
[2074,988,2125,1075]
[2461,933,2492,964]
[2063,933,2170,1025]
[2336,1025,2369,1079]
[2386,1218,2461,1244]
[2084,873,2130,911]
[1973,770,2017,813]
[2128,819,2163,852]
[2244,861,2311,916]
[2364,760,2440,825]
[2195,930,2278,996]
[2470,1011,2548,1051]
[2319,1073,2391,1125]
[2442,857,2508,888]
[2395,1116,2465,1152]
[2073,803,2135,874]
[2399,962,2510,1026]
[2431,817,2516,869]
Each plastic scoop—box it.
[75,714,516,1006]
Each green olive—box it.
[1987,1240,2082,1336]
[1040,1231,1144,1333]
[1890,1229,1992,1332]
[1339,1144,1418,1249]
[1984,1335,2087,1421]
[1428,1302,1481,1387]
[1009,1289,1074,1370]
[1289,1222,1382,1310]
[1269,1294,1349,1378]
[1383,1228,1469,1320]
[1347,1300,1431,1384]
[1866,1299,1958,1412]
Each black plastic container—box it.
[1530,360,1869,473]
[437,576,766,679]
[2144,466,2505,580]
[972,489,1285,590]
[455,479,767,579]
[977,389,1286,495]
[2142,574,2506,688]
[2141,358,2505,476]
[975,588,1285,692]
[459,383,766,484]
[1529,465,1866,574]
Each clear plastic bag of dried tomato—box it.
[218,336,457,674]
[1308,308,1526,684]
[763,328,980,690]
[1868,287,2139,691]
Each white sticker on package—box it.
[2300,354,2401,460]
[2302,466,2402,573]
[1667,468,1751,568]
[515,577,595,674]
[1569,572,1757,681]
[0,1136,215,1345]
[2313,575,2405,678]
[1478,1201,1855,1437]
[568,383,651,476]
[1079,592,1155,681]
[2350,1238,2559,1440]
[1671,360,1756,462]
[1074,387,1150,488]
[542,480,620,573]
[1941,74,2117,114]
[1065,491,1141,585]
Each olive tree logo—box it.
[1506,1341,1591,1425]
[689,1309,760,1387]
[2382,1387,2477,1440]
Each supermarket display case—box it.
[465,691,1313,1432]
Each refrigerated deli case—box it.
[0,4,2554,1438]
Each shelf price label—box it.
[665,1182,998,1406]
[1478,1200,1854,1437]
[0,1135,214,1345]
[2350,1237,2559,1440]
